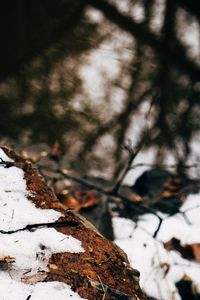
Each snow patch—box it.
[0,148,13,162]
[0,165,62,231]
[0,228,84,271]
[0,149,86,300]
[0,276,86,300]
[113,192,200,300]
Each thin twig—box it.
[129,162,199,171]
[39,156,200,240]
[97,275,107,300]
[112,138,146,194]
[39,165,164,237]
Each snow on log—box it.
[0,146,145,300]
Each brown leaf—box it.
[162,190,174,198]
[62,194,80,211]
[72,190,99,210]
[0,256,15,270]
[190,243,200,262]
[164,238,200,262]
[0,256,15,263]
[59,190,99,211]
[130,194,143,203]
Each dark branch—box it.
[39,165,163,237]
[129,162,199,171]
[84,0,200,82]
[112,139,145,194]
[0,220,78,235]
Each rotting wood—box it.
[0,145,146,300]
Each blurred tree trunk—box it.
[0,0,84,80]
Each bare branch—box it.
[39,164,163,237]
[129,162,199,171]
[84,0,200,82]
[112,138,145,194]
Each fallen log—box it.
[0,146,145,300]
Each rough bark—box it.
[0,146,146,300]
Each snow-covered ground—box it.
[0,149,86,300]
[113,193,200,300]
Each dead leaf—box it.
[162,190,175,198]
[73,190,98,209]
[61,190,99,211]
[164,238,200,262]
[130,194,143,203]
[0,256,15,263]
[62,194,80,211]
[0,256,15,270]
[190,243,200,262]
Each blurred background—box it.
[1,2,200,299]
[0,0,200,181]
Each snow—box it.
[0,228,84,271]
[0,165,62,231]
[113,192,200,300]
[0,149,86,300]
[82,4,199,298]
[123,149,156,185]
[0,148,13,162]
[0,278,85,300]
